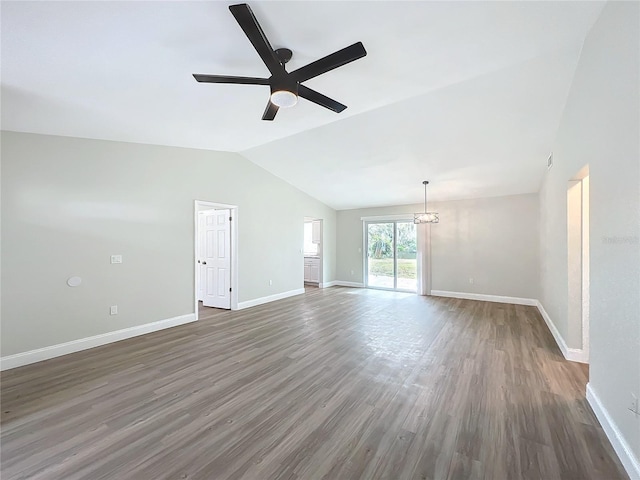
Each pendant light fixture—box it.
[414,180,439,224]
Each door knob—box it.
[202,261,207,265]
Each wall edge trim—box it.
[331,281,365,288]
[535,300,588,363]
[237,288,305,310]
[431,290,537,306]
[0,313,196,371]
[586,383,640,480]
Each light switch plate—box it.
[110,255,123,264]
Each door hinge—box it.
[229,216,232,221]
[229,287,232,292]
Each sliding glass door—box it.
[365,221,417,292]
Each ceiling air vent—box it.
[547,153,553,170]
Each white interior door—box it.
[203,209,231,309]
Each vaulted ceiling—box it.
[1,1,605,209]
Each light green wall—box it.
[336,193,539,299]
[1,131,336,356]
[539,1,639,463]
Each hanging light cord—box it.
[423,180,428,213]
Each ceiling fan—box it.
[193,3,367,121]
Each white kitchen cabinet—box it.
[309,261,320,282]
[304,263,311,281]
[304,257,320,283]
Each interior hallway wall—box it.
[538,1,639,467]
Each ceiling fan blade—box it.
[193,74,270,85]
[298,85,347,113]
[229,3,284,76]
[292,42,367,83]
[262,101,279,121]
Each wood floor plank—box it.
[1,287,628,480]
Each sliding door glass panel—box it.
[366,221,417,292]
[396,222,417,291]
[366,222,395,289]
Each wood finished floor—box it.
[1,287,627,480]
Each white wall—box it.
[539,0,639,471]
[336,193,539,300]
[1,131,336,357]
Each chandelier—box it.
[414,180,439,224]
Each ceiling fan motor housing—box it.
[270,75,299,96]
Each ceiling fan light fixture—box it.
[270,90,298,108]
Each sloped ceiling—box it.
[1,1,605,209]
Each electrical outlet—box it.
[351,270,354,275]
[110,255,123,264]
[269,280,273,286]
[469,277,474,284]
[110,305,118,315]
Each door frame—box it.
[567,169,590,363]
[194,200,239,317]
[303,217,324,286]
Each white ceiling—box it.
[1,1,605,209]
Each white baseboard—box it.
[319,280,337,288]
[0,313,196,371]
[587,383,640,480]
[331,281,364,288]
[535,301,588,363]
[430,290,537,306]
[237,288,305,310]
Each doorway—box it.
[567,172,590,362]
[365,220,417,292]
[194,201,239,317]
[303,217,323,286]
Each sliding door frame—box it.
[364,217,417,293]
